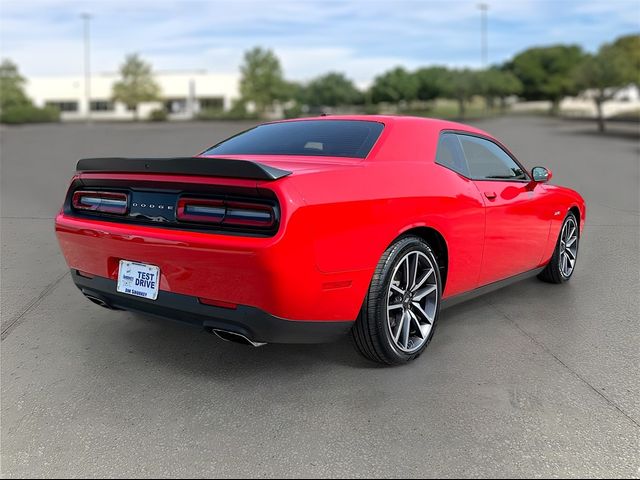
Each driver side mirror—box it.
[531,166,552,183]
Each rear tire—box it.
[538,212,579,284]
[352,236,442,365]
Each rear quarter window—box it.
[204,120,384,158]
[435,133,470,177]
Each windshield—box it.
[203,120,384,159]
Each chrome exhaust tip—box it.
[210,328,266,347]
[83,293,112,309]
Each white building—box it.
[511,84,640,118]
[25,70,240,121]
[560,84,640,118]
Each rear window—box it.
[203,120,384,159]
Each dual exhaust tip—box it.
[82,291,266,347]
[83,293,118,310]
[209,328,266,348]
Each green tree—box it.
[478,67,522,111]
[414,66,449,102]
[441,69,479,118]
[574,35,640,132]
[112,54,161,120]
[370,67,419,104]
[0,59,30,111]
[284,80,307,105]
[239,47,286,115]
[303,72,362,107]
[508,45,585,113]
[608,34,640,86]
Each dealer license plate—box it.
[117,260,160,300]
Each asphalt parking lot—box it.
[1,116,638,478]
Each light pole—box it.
[81,13,92,122]
[478,3,489,68]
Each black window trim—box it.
[436,129,531,183]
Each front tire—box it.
[538,212,579,284]
[352,236,442,365]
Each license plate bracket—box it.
[116,260,160,300]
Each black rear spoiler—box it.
[75,157,292,181]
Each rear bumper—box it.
[71,270,353,344]
[56,212,371,322]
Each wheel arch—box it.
[569,205,581,226]
[396,226,449,290]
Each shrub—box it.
[363,103,380,115]
[283,104,303,119]
[196,109,227,121]
[196,105,259,121]
[0,104,60,124]
[149,108,168,121]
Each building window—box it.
[90,100,114,112]
[199,97,224,111]
[165,98,187,114]
[45,101,78,112]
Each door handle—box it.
[484,191,497,199]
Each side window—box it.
[435,133,469,177]
[457,134,527,181]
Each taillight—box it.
[72,190,128,215]
[177,197,275,228]
[176,198,225,224]
[224,201,274,227]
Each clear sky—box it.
[1,0,638,85]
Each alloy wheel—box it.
[386,251,439,353]
[559,217,578,278]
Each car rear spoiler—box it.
[75,157,292,181]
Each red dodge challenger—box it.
[55,116,585,364]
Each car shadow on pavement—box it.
[109,312,378,375]
[98,301,503,377]
[75,276,557,378]
[84,282,540,378]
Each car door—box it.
[455,133,551,287]
[432,133,486,297]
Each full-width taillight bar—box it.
[177,197,275,228]
[72,190,128,215]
